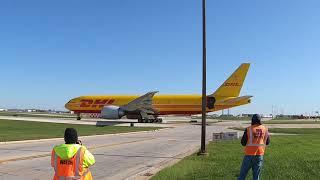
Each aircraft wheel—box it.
[77,116,81,120]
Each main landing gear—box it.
[138,117,163,123]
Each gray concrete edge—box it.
[128,146,200,180]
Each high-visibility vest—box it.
[51,147,93,180]
[245,125,268,155]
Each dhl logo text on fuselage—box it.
[80,99,115,108]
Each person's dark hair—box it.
[64,128,78,144]
[251,114,262,125]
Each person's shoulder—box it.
[80,145,93,155]
[80,145,89,151]
[260,124,267,128]
[260,124,268,130]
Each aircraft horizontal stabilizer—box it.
[216,95,252,105]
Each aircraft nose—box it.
[65,99,75,110]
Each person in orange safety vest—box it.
[51,128,95,180]
[238,114,270,180]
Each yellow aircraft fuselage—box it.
[65,94,250,115]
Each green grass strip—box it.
[152,128,320,180]
[264,120,320,124]
[0,119,159,142]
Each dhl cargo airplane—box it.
[65,63,252,122]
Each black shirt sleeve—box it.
[241,129,247,146]
[266,131,270,145]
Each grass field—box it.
[152,128,320,180]
[0,111,76,119]
[0,119,159,142]
[263,120,320,124]
[231,127,320,135]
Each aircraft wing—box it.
[121,91,158,115]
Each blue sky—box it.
[0,0,319,115]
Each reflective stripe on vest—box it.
[53,147,83,179]
[54,153,58,172]
[75,147,81,176]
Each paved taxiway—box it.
[0,116,191,127]
[0,121,237,180]
[0,115,245,128]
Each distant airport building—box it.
[262,114,273,118]
[241,113,273,118]
[274,114,315,119]
[241,113,255,118]
[0,108,8,112]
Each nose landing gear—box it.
[76,113,81,120]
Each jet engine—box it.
[206,96,216,109]
[101,106,125,119]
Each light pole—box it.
[200,0,207,155]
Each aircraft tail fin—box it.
[210,63,250,97]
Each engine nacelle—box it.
[101,106,125,119]
[206,96,216,109]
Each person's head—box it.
[64,128,78,144]
[251,114,262,125]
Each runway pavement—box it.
[0,122,238,180]
[0,116,193,127]
[0,116,169,128]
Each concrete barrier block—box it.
[212,132,240,141]
[223,132,240,140]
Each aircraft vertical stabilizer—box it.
[210,63,250,97]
